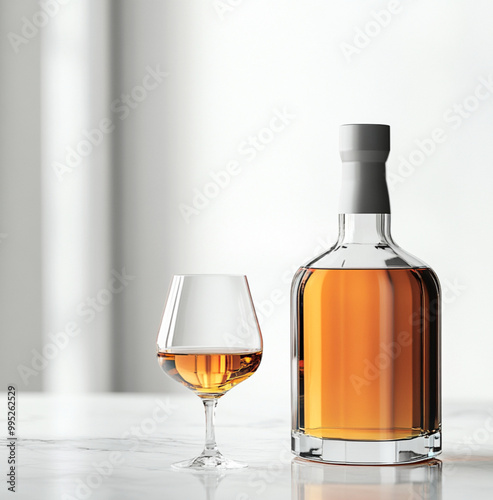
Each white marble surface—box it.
[1,393,492,499]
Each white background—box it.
[1,1,492,411]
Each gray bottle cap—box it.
[340,124,390,162]
[338,124,391,214]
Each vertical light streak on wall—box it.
[41,1,113,391]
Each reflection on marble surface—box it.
[0,393,492,499]
[292,458,442,500]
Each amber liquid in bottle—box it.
[295,267,440,441]
[158,348,262,398]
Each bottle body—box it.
[291,215,442,464]
[291,125,441,464]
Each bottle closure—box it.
[338,124,391,214]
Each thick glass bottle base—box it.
[291,430,441,465]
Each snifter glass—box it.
[156,274,263,470]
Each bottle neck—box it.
[337,214,393,245]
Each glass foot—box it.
[172,452,248,470]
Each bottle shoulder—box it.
[304,241,434,270]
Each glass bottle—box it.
[291,124,441,465]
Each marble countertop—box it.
[1,393,492,499]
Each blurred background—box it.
[1,0,492,411]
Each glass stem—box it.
[202,398,219,456]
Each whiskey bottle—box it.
[291,124,441,464]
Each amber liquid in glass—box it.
[295,267,440,441]
[158,348,262,397]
